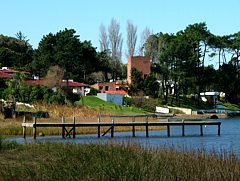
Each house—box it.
[61,80,86,95]
[91,81,128,95]
[25,79,87,96]
[0,67,30,79]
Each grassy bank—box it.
[0,140,239,180]
[0,103,158,136]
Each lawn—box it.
[75,96,148,115]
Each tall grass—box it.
[1,103,159,136]
[0,142,239,180]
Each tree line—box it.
[0,21,240,104]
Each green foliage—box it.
[129,68,144,95]
[0,34,33,69]
[124,97,157,112]
[33,28,98,81]
[143,74,159,97]
[48,90,65,104]
[87,88,98,95]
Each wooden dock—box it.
[22,114,222,139]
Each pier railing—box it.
[22,114,221,139]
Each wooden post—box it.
[33,117,37,139]
[23,116,26,139]
[111,117,114,138]
[167,125,170,137]
[218,124,221,136]
[97,115,101,138]
[200,124,203,136]
[182,119,185,136]
[132,116,135,137]
[145,115,149,137]
[62,116,65,138]
[73,117,76,138]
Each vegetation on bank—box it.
[75,96,149,114]
[0,140,239,180]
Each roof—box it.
[0,68,17,74]
[61,81,86,87]
[25,79,86,87]
[0,71,13,78]
[105,90,128,95]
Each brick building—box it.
[127,56,151,84]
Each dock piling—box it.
[23,116,26,139]
[62,116,65,138]
[73,117,76,138]
[200,124,203,136]
[145,115,149,137]
[97,115,101,138]
[111,117,114,138]
[33,117,36,139]
[132,116,135,137]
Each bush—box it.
[124,97,157,112]
[88,88,98,95]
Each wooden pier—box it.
[22,114,222,139]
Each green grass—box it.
[76,96,148,115]
[222,102,240,110]
[0,140,239,180]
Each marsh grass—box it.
[0,140,239,180]
[1,103,162,136]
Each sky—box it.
[1,0,240,64]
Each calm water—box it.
[7,118,240,156]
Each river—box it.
[7,117,240,156]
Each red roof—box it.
[61,81,86,87]
[105,90,128,95]
[0,71,13,78]
[0,69,17,74]
[25,80,86,87]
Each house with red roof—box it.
[25,79,87,96]
[0,67,30,79]
[91,81,128,95]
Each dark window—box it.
[105,86,109,91]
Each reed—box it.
[1,103,161,136]
[0,141,239,180]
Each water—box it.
[7,118,240,156]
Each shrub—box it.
[124,97,157,112]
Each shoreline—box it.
[174,113,229,120]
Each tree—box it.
[144,34,159,63]
[33,28,98,81]
[0,35,33,69]
[99,24,109,52]
[108,18,123,80]
[15,31,28,42]
[129,68,144,95]
[96,50,112,81]
[126,20,137,57]
[138,27,151,55]
[143,74,159,97]
[108,18,123,60]
[43,65,64,89]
